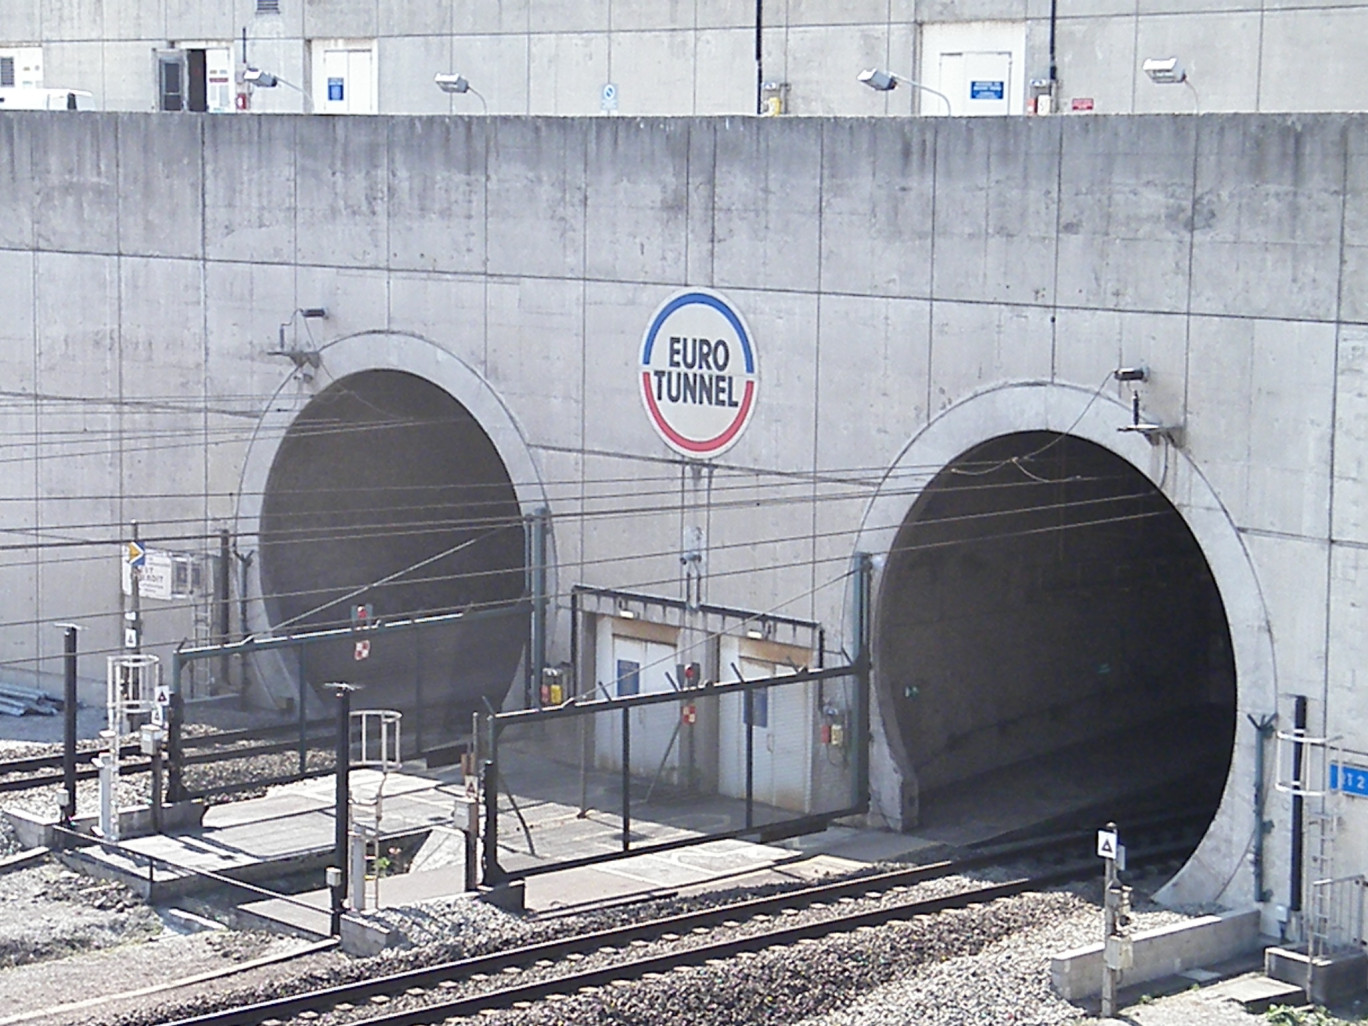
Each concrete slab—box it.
[1265,945,1368,1007]
[66,769,469,900]
[1205,972,1306,1013]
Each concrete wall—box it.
[3,110,1368,929]
[8,1,1368,116]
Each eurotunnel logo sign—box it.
[639,289,758,458]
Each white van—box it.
[0,87,96,111]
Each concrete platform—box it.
[64,768,470,901]
[48,738,1216,957]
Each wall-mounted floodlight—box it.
[435,72,488,113]
[1141,57,1186,85]
[434,73,470,95]
[243,66,278,88]
[857,68,897,92]
[857,67,953,116]
[269,307,328,380]
[244,66,313,111]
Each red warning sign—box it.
[355,640,371,661]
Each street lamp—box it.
[434,73,488,113]
[857,67,953,116]
[244,66,313,112]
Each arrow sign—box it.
[126,540,146,568]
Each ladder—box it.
[1276,725,1344,997]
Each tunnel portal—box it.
[258,369,529,742]
[877,431,1236,836]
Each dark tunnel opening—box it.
[877,431,1236,840]
[258,369,529,744]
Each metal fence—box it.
[1310,874,1367,955]
[477,662,867,884]
[165,604,526,802]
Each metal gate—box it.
[476,660,868,884]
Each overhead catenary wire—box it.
[0,503,1173,672]
[0,461,1149,552]
[0,485,1163,632]
[0,480,1162,588]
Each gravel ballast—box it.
[0,735,1287,1026]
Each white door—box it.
[719,659,810,812]
[594,636,680,784]
[938,50,1013,116]
[206,47,233,113]
[316,45,375,114]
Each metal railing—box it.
[478,661,866,884]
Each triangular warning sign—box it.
[1097,830,1118,859]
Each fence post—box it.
[744,686,754,830]
[166,652,185,804]
[621,705,632,851]
[58,624,79,823]
[324,682,353,936]
[481,757,503,885]
[297,647,308,777]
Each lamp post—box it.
[857,68,953,116]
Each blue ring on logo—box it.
[641,292,754,373]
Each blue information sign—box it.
[328,77,344,101]
[970,80,1005,100]
[1330,762,1368,797]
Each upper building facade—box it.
[4,1,1368,118]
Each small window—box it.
[0,57,14,88]
[616,660,640,698]
[256,0,281,13]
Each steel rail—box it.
[334,867,1091,1026]
[159,829,1196,1026]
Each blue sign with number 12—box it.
[1331,762,1368,796]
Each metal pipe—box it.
[217,527,231,690]
[167,652,184,803]
[853,553,873,811]
[59,624,78,823]
[530,509,548,708]
[328,682,353,936]
[622,705,632,851]
[1249,713,1276,904]
[755,0,763,115]
[1048,0,1059,85]
[745,686,755,830]
[1290,695,1308,919]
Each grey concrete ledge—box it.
[1051,908,1263,1001]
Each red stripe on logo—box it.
[642,372,754,454]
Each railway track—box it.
[0,723,336,794]
[161,825,1197,1026]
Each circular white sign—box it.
[639,289,758,458]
